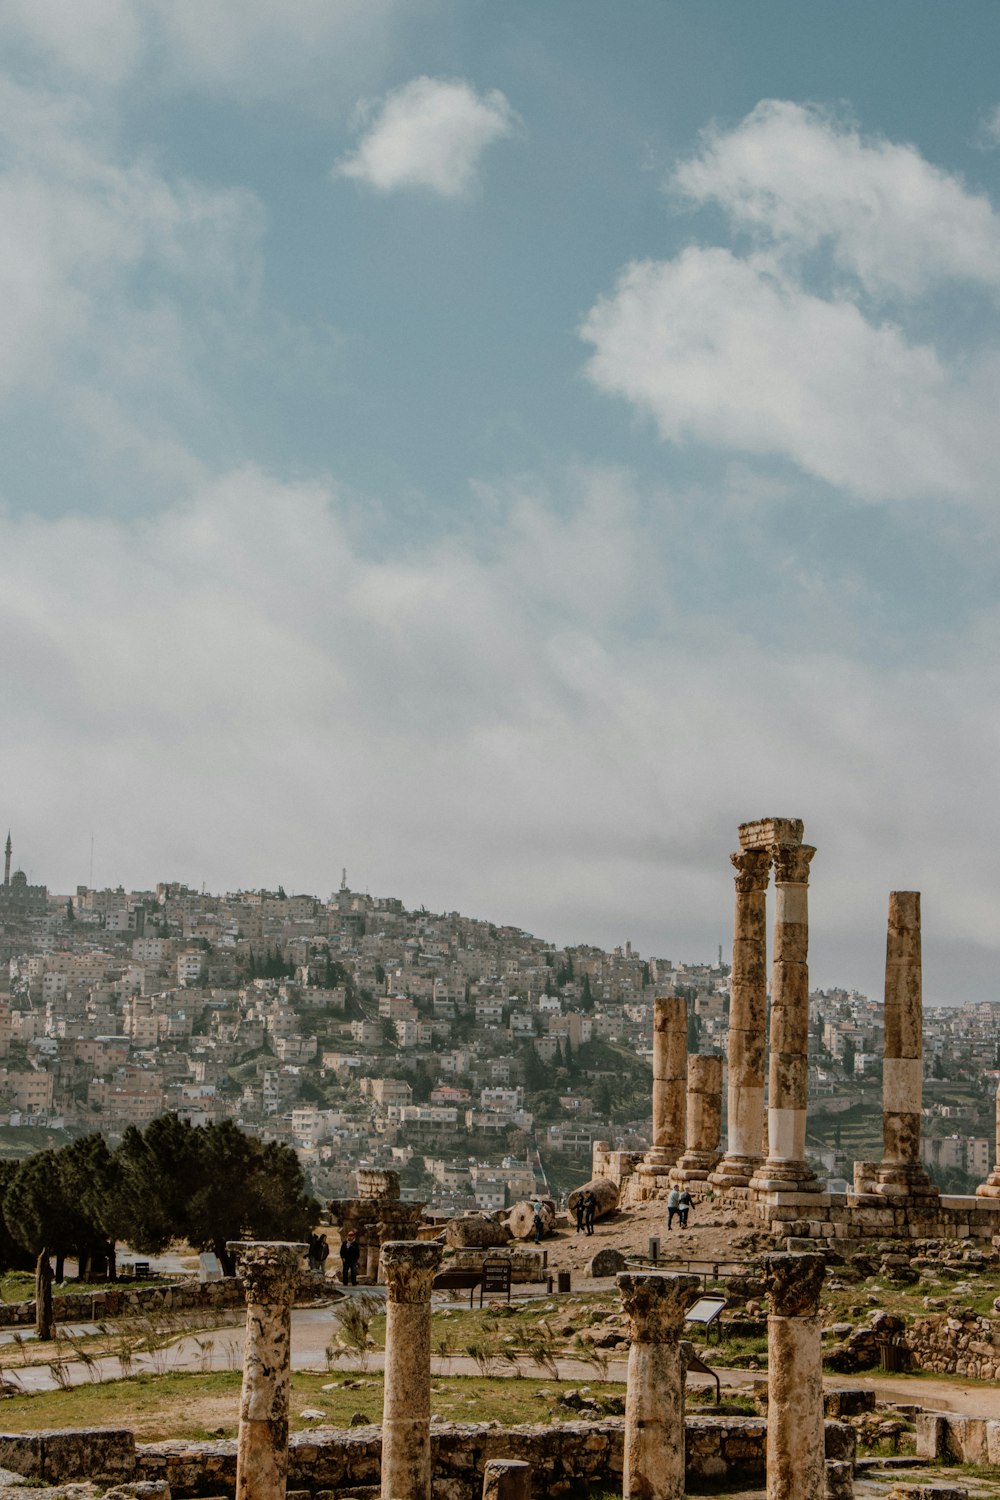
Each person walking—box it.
[666,1186,681,1231]
[677,1188,693,1229]
[532,1205,545,1244]
[574,1194,586,1234]
[583,1190,596,1236]
[339,1229,360,1286]
[317,1233,330,1274]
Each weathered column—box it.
[229,1240,306,1500]
[977,1079,1000,1198]
[763,1252,826,1500]
[379,1239,443,1500]
[876,891,937,1199]
[710,847,771,1190]
[482,1458,532,1500]
[673,1054,723,1186]
[617,1270,700,1500]
[637,995,687,1188]
[751,842,820,1195]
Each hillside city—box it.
[0,833,997,1208]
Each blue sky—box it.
[3,1,1000,1001]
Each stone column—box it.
[673,1054,723,1186]
[876,891,937,1199]
[751,843,819,1195]
[763,1252,826,1500]
[229,1240,306,1500]
[617,1270,700,1500]
[482,1458,532,1500]
[711,847,771,1190]
[637,995,687,1185]
[379,1240,443,1500]
[977,1079,1000,1198]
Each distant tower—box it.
[3,832,10,888]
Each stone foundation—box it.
[0,1417,790,1497]
[0,1277,252,1329]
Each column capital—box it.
[771,844,815,886]
[228,1241,306,1306]
[730,848,771,893]
[616,1271,700,1341]
[763,1252,825,1316]
[379,1240,442,1302]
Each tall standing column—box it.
[763,1253,826,1500]
[976,1080,1000,1198]
[617,1271,701,1500]
[229,1240,306,1500]
[673,1054,724,1186]
[379,1240,443,1500]
[710,848,771,1189]
[751,843,819,1194]
[637,996,688,1187]
[876,891,937,1199]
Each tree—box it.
[841,1039,856,1078]
[115,1114,204,1256]
[3,1151,83,1281]
[0,1161,31,1274]
[579,975,594,1012]
[57,1134,124,1279]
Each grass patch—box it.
[0,1370,622,1440]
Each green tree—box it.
[3,1151,83,1281]
[841,1039,856,1077]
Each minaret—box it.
[3,833,10,887]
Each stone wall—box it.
[443,1248,546,1284]
[0,1277,248,1329]
[0,1417,766,1497]
[905,1308,1000,1380]
[753,1191,1000,1244]
[915,1411,1000,1465]
[140,1418,769,1498]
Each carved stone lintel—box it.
[616,1271,701,1341]
[379,1240,443,1303]
[771,844,815,886]
[763,1252,825,1317]
[731,848,772,894]
[229,1241,306,1305]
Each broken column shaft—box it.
[617,1270,700,1500]
[637,995,687,1185]
[711,847,770,1189]
[229,1240,306,1500]
[674,1053,723,1185]
[877,891,937,1198]
[764,1252,826,1500]
[379,1239,443,1500]
[977,1079,1000,1198]
[751,842,819,1194]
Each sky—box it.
[3,2,1000,1003]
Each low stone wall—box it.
[0,1272,333,1329]
[443,1248,546,1284]
[905,1308,1000,1380]
[0,1428,134,1484]
[140,1418,768,1498]
[760,1191,1000,1243]
[0,1277,246,1328]
[916,1411,1000,1465]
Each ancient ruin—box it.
[628,994,687,1199]
[328,1168,424,1282]
[379,1239,443,1500]
[617,1269,701,1500]
[228,1239,306,1500]
[673,1052,723,1189]
[763,1252,826,1500]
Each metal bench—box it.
[433,1269,483,1308]
[132,1261,152,1281]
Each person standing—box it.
[584,1190,596,1236]
[318,1233,330,1275]
[677,1188,693,1229]
[575,1194,586,1234]
[666,1185,681,1230]
[339,1229,360,1286]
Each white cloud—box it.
[581,247,1000,503]
[674,100,1000,299]
[336,76,519,197]
[977,103,1000,149]
[0,0,411,106]
[3,465,1000,997]
[583,103,1000,506]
